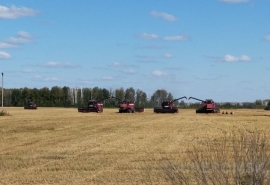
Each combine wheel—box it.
[128,109,132,113]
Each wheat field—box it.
[0,107,269,184]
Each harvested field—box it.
[0,108,270,184]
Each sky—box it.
[0,0,270,102]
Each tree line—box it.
[0,86,172,108]
[0,86,268,109]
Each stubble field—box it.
[0,107,270,184]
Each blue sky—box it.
[0,0,270,102]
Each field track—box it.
[1,108,270,184]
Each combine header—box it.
[24,102,37,109]
[188,97,220,113]
[154,96,187,113]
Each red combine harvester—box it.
[118,100,135,113]
[154,96,187,113]
[24,102,37,109]
[78,99,104,113]
[110,96,144,113]
[188,97,220,113]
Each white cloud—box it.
[150,10,177,22]
[263,35,270,41]
[17,31,34,38]
[164,53,174,58]
[0,51,12,59]
[0,42,17,48]
[138,33,159,40]
[3,31,34,45]
[42,61,78,67]
[220,0,249,3]
[34,75,60,82]
[0,5,38,19]
[223,54,252,62]
[152,70,167,77]
[239,55,252,61]
[163,35,189,41]
[5,37,31,44]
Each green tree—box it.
[62,86,72,107]
[21,87,31,105]
[115,88,125,101]
[11,89,22,106]
[40,87,51,106]
[31,88,40,105]
[265,101,270,110]
[51,86,63,107]
[82,88,91,105]
[125,87,135,101]
[135,89,147,108]
[92,87,99,99]
[151,89,168,106]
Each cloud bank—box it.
[152,70,167,77]
[223,54,252,62]
[0,51,12,59]
[41,61,78,68]
[0,5,38,19]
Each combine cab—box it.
[188,97,220,113]
[24,102,37,109]
[154,96,187,113]
[78,99,103,113]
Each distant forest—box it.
[0,86,269,109]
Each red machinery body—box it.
[154,96,187,113]
[188,97,220,113]
[24,102,37,109]
[119,100,135,113]
[78,99,103,113]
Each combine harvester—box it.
[111,96,144,113]
[107,97,144,113]
[24,102,37,109]
[154,96,187,113]
[118,100,136,113]
[188,97,220,113]
[78,98,110,113]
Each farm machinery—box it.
[78,96,143,113]
[24,102,37,109]
[118,100,136,113]
[110,96,144,113]
[110,97,136,113]
[188,97,220,113]
[78,98,108,113]
[154,96,187,113]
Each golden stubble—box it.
[0,107,269,184]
